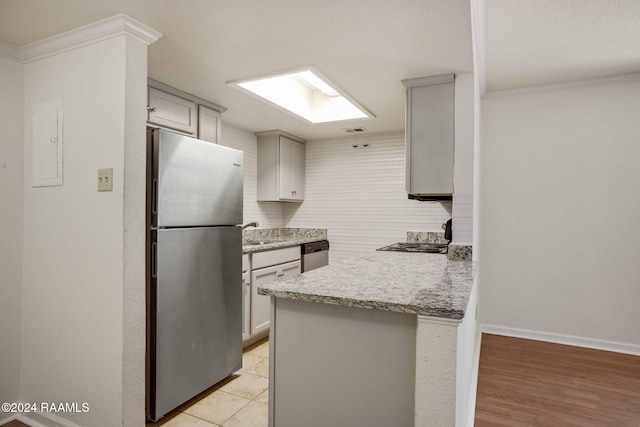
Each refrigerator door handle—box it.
[151,241,158,279]
[152,178,158,215]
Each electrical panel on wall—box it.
[32,99,63,187]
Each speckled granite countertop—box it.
[258,252,475,320]
[242,227,327,254]
[242,237,322,253]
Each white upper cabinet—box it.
[402,73,455,201]
[147,87,197,134]
[278,136,305,201]
[147,79,226,140]
[256,130,305,202]
[198,105,221,144]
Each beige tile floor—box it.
[148,338,269,427]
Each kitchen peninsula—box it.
[258,251,478,427]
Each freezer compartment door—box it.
[152,226,242,420]
[154,129,243,227]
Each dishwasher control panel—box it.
[301,240,329,272]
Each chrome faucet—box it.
[242,221,259,230]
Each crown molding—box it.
[0,41,21,61]
[119,14,163,45]
[10,14,161,63]
[483,71,640,99]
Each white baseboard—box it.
[481,324,640,356]
[14,411,83,427]
[16,414,48,427]
[0,414,41,427]
[0,414,39,427]
[0,414,17,426]
[242,329,269,349]
[466,328,482,427]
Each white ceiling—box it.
[1,1,639,139]
[485,0,640,91]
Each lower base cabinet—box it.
[243,246,301,345]
[251,260,300,336]
[242,270,251,341]
[242,254,251,341]
[270,298,417,427]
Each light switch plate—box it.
[98,168,113,192]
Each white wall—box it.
[480,77,640,348]
[0,53,24,424]
[21,35,147,427]
[284,133,450,262]
[455,277,479,426]
[453,73,474,245]
[122,36,150,427]
[221,124,284,227]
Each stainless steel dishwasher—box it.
[301,240,329,272]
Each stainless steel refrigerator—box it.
[146,128,243,421]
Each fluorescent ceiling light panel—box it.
[297,71,339,97]
[229,68,373,124]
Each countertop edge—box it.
[242,236,324,254]
[257,288,466,320]
[256,251,475,321]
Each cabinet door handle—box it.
[146,105,157,112]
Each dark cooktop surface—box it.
[376,242,448,254]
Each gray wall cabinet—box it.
[256,130,305,202]
[402,73,455,200]
[147,79,225,143]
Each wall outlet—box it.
[98,168,113,192]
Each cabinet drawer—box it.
[252,246,300,270]
[242,254,250,272]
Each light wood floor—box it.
[475,333,640,426]
[147,338,269,426]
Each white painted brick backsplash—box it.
[284,132,451,262]
[221,126,471,260]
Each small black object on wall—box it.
[444,219,452,241]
